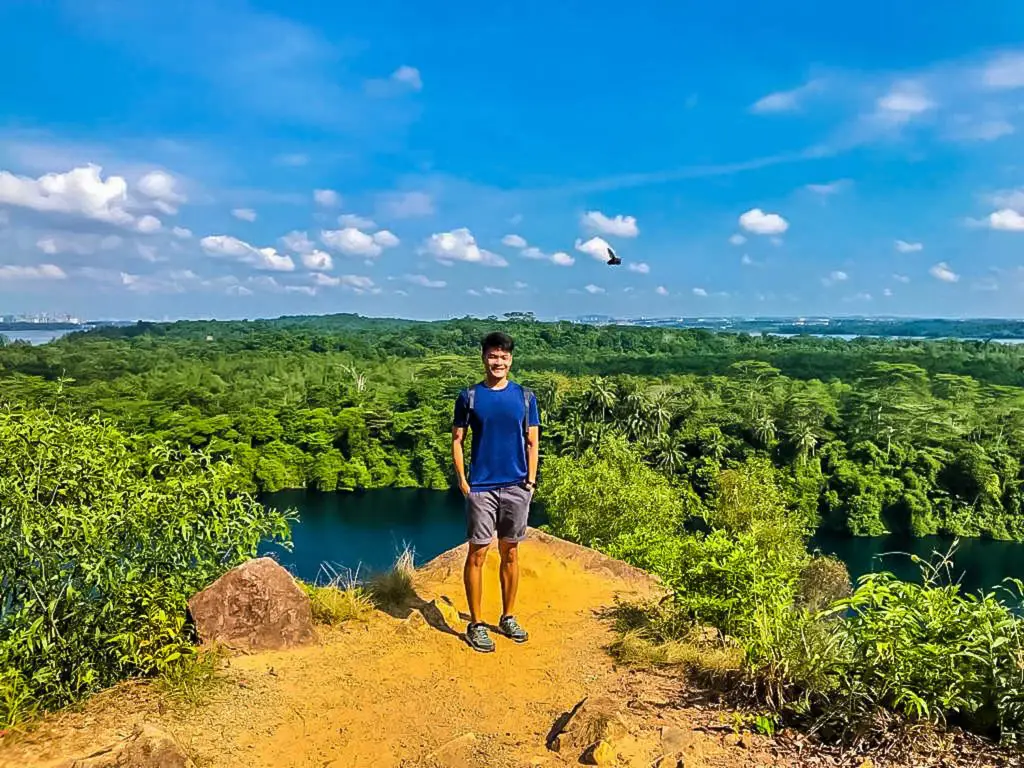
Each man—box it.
[452,331,540,653]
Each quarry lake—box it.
[261,488,1024,598]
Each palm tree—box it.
[585,377,616,422]
[752,413,777,448]
[651,432,687,475]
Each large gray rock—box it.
[187,557,316,652]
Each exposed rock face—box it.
[187,557,316,652]
[69,723,195,768]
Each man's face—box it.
[483,347,512,378]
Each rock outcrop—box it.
[68,723,194,768]
[187,557,316,652]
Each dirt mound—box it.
[0,530,791,768]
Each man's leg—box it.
[463,542,489,624]
[495,484,531,643]
[463,490,498,652]
[498,539,519,617]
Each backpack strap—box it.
[521,385,535,437]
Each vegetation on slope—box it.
[538,440,1024,747]
[0,403,293,728]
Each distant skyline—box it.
[3,2,1024,318]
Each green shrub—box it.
[0,405,294,728]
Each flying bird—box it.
[606,247,622,266]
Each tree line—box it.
[3,314,1024,539]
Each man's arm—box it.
[526,425,539,486]
[452,425,470,496]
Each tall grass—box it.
[302,563,375,625]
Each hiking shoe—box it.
[499,615,529,643]
[466,622,495,653]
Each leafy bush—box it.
[0,405,294,727]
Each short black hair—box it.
[481,331,514,354]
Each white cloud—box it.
[550,251,574,267]
[628,262,650,274]
[339,213,376,229]
[875,81,935,125]
[200,235,295,271]
[302,250,333,271]
[232,208,257,222]
[521,247,545,260]
[893,273,910,283]
[982,53,1024,90]
[822,270,848,286]
[741,254,755,266]
[513,281,528,289]
[379,190,434,218]
[947,118,1014,142]
[930,262,959,282]
[883,288,893,297]
[728,234,747,246]
[692,287,708,297]
[372,230,400,248]
[281,230,316,254]
[34,233,122,255]
[391,65,423,91]
[467,289,482,297]
[584,284,605,294]
[314,189,341,207]
[750,79,823,113]
[136,243,162,262]
[989,209,1024,231]
[172,226,192,239]
[405,273,446,288]
[422,228,507,267]
[136,215,162,233]
[0,164,134,226]
[973,277,999,292]
[0,263,66,280]
[483,286,505,295]
[895,239,923,253]
[137,170,186,215]
[988,189,1024,210]
[502,234,527,248]
[227,285,254,297]
[575,236,613,262]
[739,208,789,235]
[313,273,375,292]
[656,286,668,296]
[581,210,639,237]
[806,180,850,195]
[321,227,399,258]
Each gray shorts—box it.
[465,483,533,545]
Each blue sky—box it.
[3,1,1024,320]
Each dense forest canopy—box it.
[3,312,1024,539]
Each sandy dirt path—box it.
[1,530,793,768]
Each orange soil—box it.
[0,530,794,768]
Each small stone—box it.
[581,740,616,765]
[660,726,689,753]
[430,596,462,629]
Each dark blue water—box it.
[261,488,1024,597]
[258,488,541,583]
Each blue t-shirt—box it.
[453,381,541,491]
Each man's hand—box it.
[459,478,471,497]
